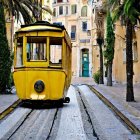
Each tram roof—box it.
[16,21,66,33]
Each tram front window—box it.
[16,37,23,67]
[49,37,62,65]
[27,37,46,61]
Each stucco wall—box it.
[113,22,140,84]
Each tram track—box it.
[0,99,60,140]
[74,85,100,140]
[1,107,59,140]
[7,109,33,140]
[87,85,140,135]
[0,85,139,140]
[0,99,21,121]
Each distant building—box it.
[52,0,93,77]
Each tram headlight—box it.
[34,80,45,93]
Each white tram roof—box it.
[16,21,72,47]
[16,21,66,33]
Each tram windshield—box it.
[49,37,62,65]
[27,37,46,61]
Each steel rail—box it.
[0,99,21,120]
[87,85,140,135]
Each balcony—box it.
[80,39,90,43]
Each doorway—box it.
[82,49,89,77]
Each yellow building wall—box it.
[113,21,140,84]
[113,37,126,83]
[92,45,100,74]
[133,30,140,83]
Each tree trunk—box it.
[99,44,104,84]
[126,19,134,102]
[107,62,112,86]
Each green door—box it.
[82,49,89,77]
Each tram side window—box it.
[16,37,23,67]
[50,37,62,64]
[27,37,46,61]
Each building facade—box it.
[113,21,140,84]
[6,0,140,83]
[92,0,140,84]
[52,0,93,77]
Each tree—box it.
[109,0,140,101]
[0,0,51,94]
[0,2,12,93]
[96,37,104,84]
[1,0,38,24]
[0,0,38,94]
[104,11,115,86]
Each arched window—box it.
[81,6,87,17]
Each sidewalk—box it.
[0,87,18,114]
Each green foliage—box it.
[104,11,115,63]
[93,70,100,84]
[0,3,13,93]
[109,0,140,24]
[1,0,53,24]
[124,0,140,24]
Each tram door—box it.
[82,49,89,77]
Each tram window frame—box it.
[49,37,62,67]
[26,36,47,61]
[16,37,23,67]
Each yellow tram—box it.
[13,21,72,105]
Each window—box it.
[82,21,87,31]
[57,0,62,2]
[71,25,76,32]
[27,37,46,61]
[71,25,76,40]
[53,22,62,25]
[133,41,138,61]
[123,42,138,63]
[59,6,63,15]
[50,37,62,64]
[81,6,87,17]
[123,48,126,62]
[53,8,56,17]
[71,4,77,14]
[16,37,23,67]
[71,32,76,40]
[66,6,68,15]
